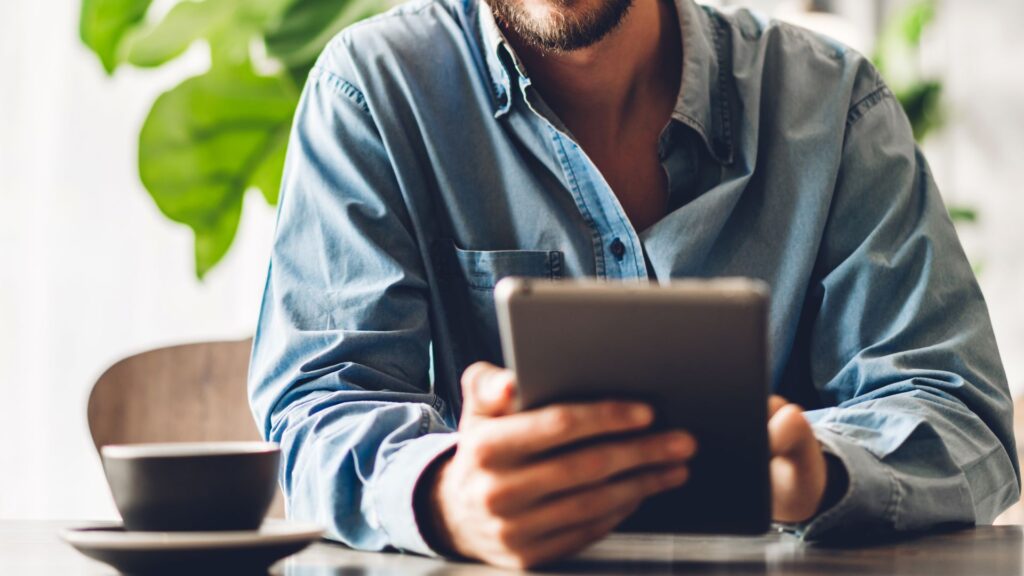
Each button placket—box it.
[610,238,627,260]
[542,117,647,281]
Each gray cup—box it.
[101,442,280,532]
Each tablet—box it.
[494,277,771,535]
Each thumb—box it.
[460,362,516,418]
[768,402,815,458]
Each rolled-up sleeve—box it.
[248,47,456,556]
[797,86,1020,539]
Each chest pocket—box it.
[435,239,564,367]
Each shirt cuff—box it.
[370,431,459,556]
[795,425,899,541]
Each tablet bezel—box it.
[494,277,771,535]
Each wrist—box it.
[412,450,459,557]
[816,452,850,516]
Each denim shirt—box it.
[249,0,1020,555]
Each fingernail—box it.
[479,372,512,404]
[630,405,653,424]
[667,432,692,455]
[665,434,687,455]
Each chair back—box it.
[87,338,285,518]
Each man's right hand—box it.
[421,362,697,569]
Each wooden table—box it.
[3,520,1024,575]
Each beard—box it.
[486,0,636,53]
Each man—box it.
[249,0,1020,568]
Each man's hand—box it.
[768,396,831,524]
[422,362,697,569]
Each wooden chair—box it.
[87,338,285,518]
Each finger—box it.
[461,362,516,418]
[502,464,689,545]
[493,431,696,508]
[473,401,655,465]
[768,395,788,419]
[768,403,815,458]
[771,457,816,523]
[509,504,635,569]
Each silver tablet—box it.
[494,277,771,535]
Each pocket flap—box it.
[438,240,563,289]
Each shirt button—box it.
[609,238,626,260]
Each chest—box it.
[587,142,669,233]
[557,96,675,233]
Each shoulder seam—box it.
[846,85,893,128]
[312,67,370,114]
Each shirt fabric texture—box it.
[249,0,1021,555]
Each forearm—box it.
[800,391,1019,540]
[271,389,458,554]
[796,83,1020,540]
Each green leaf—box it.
[249,129,290,205]
[194,192,244,278]
[139,65,297,278]
[265,0,387,70]
[901,0,936,46]
[127,0,285,69]
[873,0,945,143]
[896,81,943,141]
[949,205,979,224]
[80,0,154,73]
[81,0,388,278]
[126,0,233,68]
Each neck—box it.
[505,0,681,135]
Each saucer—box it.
[61,521,323,574]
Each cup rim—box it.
[101,441,279,459]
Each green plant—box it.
[80,0,389,278]
[872,0,977,226]
[873,0,943,141]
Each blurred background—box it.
[1,0,1022,521]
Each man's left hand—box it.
[768,396,831,524]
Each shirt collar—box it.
[476,0,523,116]
[473,0,736,165]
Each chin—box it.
[490,0,635,52]
[518,0,603,20]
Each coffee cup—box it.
[101,441,280,532]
